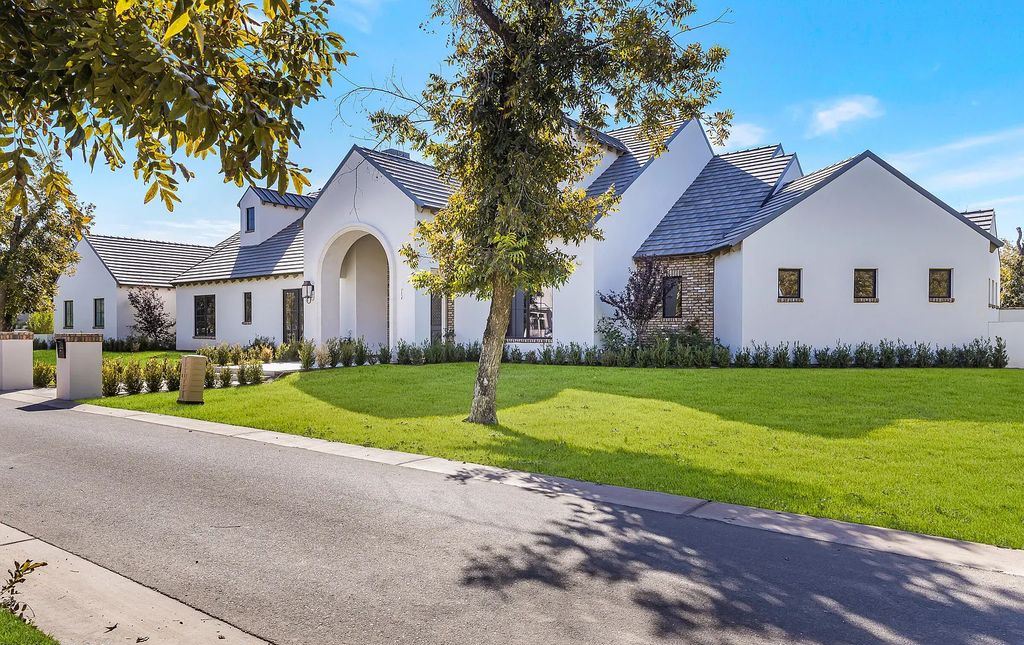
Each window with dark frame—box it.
[93,298,105,328]
[777,269,802,301]
[245,207,255,232]
[662,276,682,318]
[194,295,216,338]
[242,292,252,324]
[929,268,953,301]
[506,288,553,340]
[853,269,877,302]
[63,300,73,328]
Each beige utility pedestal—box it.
[178,355,207,404]
[55,333,102,400]
[0,331,33,390]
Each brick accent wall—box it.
[645,254,715,340]
[445,296,455,337]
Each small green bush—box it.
[236,361,249,385]
[315,345,331,370]
[993,337,1009,368]
[733,347,752,367]
[832,343,853,368]
[912,342,933,368]
[101,360,122,397]
[32,362,56,388]
[123,362,143,394]
[244,359,264,384]
[298,340,316,370]
[692,345,713,368]
[377,343,392,365]
[143,358,164,393]
[792,343,811,368]
[711,344,731,368]
[204,360,216,388]
[878,340,897,368]
[218,365,233,387]
[340,340,355,367]
[895,340,913,367]
[770,342,790,368]
[853,342,878,368]
[164,359,181,391]
[751,342,771,368]
[354,338,369,366]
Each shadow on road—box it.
[449,466,1024,644]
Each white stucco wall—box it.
[54,241,120,337]
[713,249,743,349]
[238,188,306,248]
[174,276,304,350]
[302,149,427,346]
[990,309,1024,368]
[737,157,1000,349]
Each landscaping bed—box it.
[88,363,1024,549]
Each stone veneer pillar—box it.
[0,331,34,391]
[54,333,103,400]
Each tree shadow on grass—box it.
[288,363,1024,439]
[447,465,1024,644]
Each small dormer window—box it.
[245,207,255,232]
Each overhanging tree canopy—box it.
[0,0,351,217]
[361,0,731,424]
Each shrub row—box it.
[32,363,56,387]
[732,338,1009,368]
[99,357,265,396]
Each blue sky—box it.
[70,0,1024,245]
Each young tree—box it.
[1002,227,1024,308]
[0,160,92,330]
[0,0,350,218]
[366,1,730,423]
[597,257,666,348]
[128,286,175,347]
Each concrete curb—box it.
[6,389,1024,579]
[0,523,269,645]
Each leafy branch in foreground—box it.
[2,559,48,623]
[0,0,352,220]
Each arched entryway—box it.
[317,229,392,348]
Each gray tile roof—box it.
[171,220,304,284]
[586,120,689,198]
[85,235,215,288]
[636,145,795,256]
[717,154,857,248]
[249,186,317,210]
[359,147,457,210]
[962,208,996,234]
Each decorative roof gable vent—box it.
[381,148,410,159]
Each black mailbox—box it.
[56,339,66,359]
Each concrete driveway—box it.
[2,397,1023,644]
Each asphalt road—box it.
[2,398,1023,645]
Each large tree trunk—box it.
[466,278,514,425]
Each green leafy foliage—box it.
[1001,228,1024,307]
[359,0,730,423]
[31,362,54,388]
[0,0,351,218]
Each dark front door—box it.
[283,289,303,344]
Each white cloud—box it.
[928,154,1024,191]
[718,122,768,150]
[888,126,1024,173]
[337,0,392,33]
[808,95,883,137]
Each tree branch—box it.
[470,0,516,47]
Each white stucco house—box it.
[56,119,1006,356]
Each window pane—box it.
[94,298,104,328]
[929,269,952,299]
[245,207,255,232]
[778,269,801,299]
[194,295,215,337]
[506,288,553,339]
[243,292,252,324]
[64,301,73,328]
[662,276,681,318]
[854,269,876,299]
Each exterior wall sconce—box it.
[301,280,315,304]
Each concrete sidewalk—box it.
[0,523,267,645]
[4,386,1022,579]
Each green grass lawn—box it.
[0,610,59,645]
[89,364,1024,549]
[32,349,183,366]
